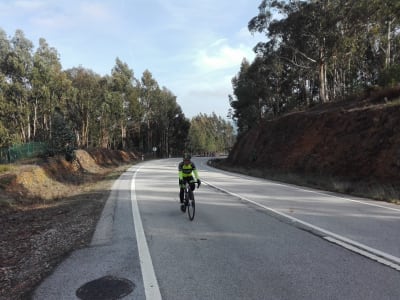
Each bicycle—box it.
[181,181,199,221]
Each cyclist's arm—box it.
[193,169,199,181]
[178,162,184,180]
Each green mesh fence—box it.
[0,142,48,163]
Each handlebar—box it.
[181,180,201,187]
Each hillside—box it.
[221,86,400,202]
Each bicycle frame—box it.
[182,181,196,221]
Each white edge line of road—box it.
[205,180,400,272]
[202,161,400,213]
[130,166,162,300]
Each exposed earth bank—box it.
[0,149,139,300]
[219,86,400,202]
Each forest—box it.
[0,29,234,159]
[229,0,400,135]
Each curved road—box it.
[34,157,400,299]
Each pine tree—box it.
[50,107,76,160]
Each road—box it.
[34,157,400,299]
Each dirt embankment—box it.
[224,87,400,200]
[0,148,139,300]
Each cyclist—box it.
[178,153,201,212]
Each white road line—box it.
[205,180,400,272]
[130,166,162,300]
[324,237,400,271]
[203,163,400,212]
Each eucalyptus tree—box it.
[361,0,400,69]
[91,75,112,148]
[65,67,102,148]
[139,70,160,152]
[0,29,10,72]
[189,113,235,154]
[151,87,184,157]
[2,30,34,143]
[110,58,140,149]
[249,0,400,106]
[0,70,9,147]
[349,0,400,87]
[31,38,69,141]
[249,0,343,103]
[229,58,260,135]
[0,29,11,146]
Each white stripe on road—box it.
[324,237,400,271]
[205,180,400,272]
[130,166,162,300]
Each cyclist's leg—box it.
[188,176,195,191]
[180,183,186,212]
[186,177,194,200]
[179,186,184,203]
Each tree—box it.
[0,29,11,147]
[65,67,101,148]
[50,107,75,158]
[2,30,34,143]
[189,113,235,154]
[140,70,160,152]
[232,0,400,134]
[0,28,199,156]
[31,38,66,141]
[152,87,182,157]
[110,58,140,149]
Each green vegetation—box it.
[0,29,235,158]
[230,0,400,135]
[0,164,11,173]
[188,113,235,154]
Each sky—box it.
[0,0,263,119]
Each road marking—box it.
[130,166,162,300]
[205,180,400,272]
[324,237,400,271]
[202,163,400,212]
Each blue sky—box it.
[0,0,262,119]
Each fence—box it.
[0,142,48,164]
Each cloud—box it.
[1,0,260,119]
[7,1,115,31]
[79,2,113,21]
[13,0,47,10]
[194,40,254,72]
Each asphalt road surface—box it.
[34,157,400,300]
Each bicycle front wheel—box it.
[187,190,195,221]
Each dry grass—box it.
[0,149,138,300]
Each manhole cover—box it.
[76,275,135,300]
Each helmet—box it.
[183,153,191,160]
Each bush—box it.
[378,64,400,87]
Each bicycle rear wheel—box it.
[187,190,195,221]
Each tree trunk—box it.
[385,19,392,68]
[319,47,329,103]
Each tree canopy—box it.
[230,0,400,135]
